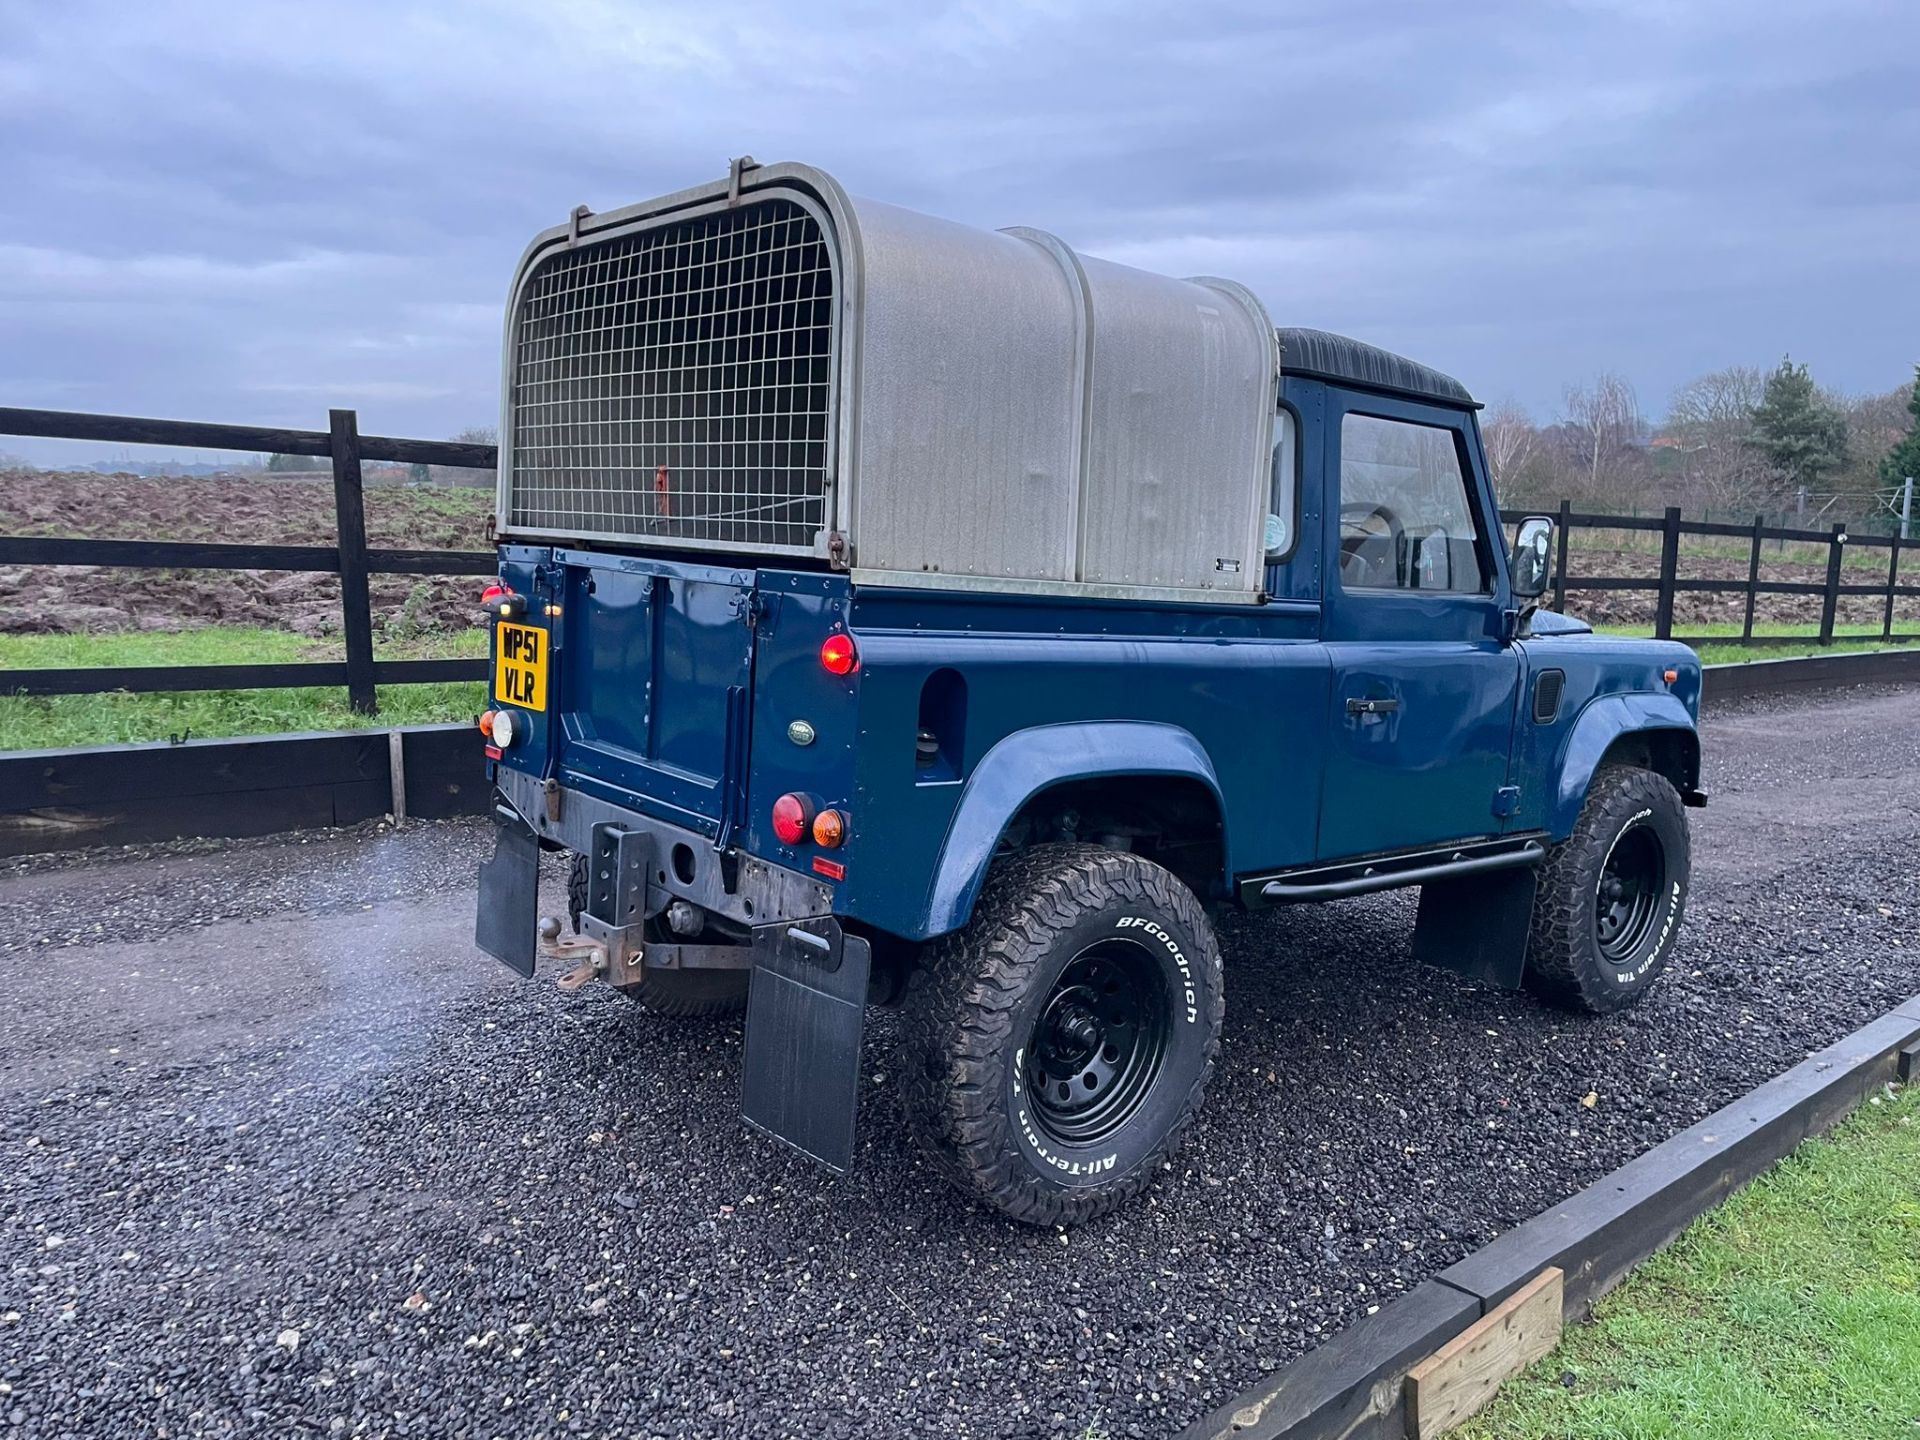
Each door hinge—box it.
[738,590,772,631]
[1492,785,1521,819]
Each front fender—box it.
[1551,692,1698,839]
[918,721,1225,938]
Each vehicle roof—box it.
[1277,327,1478,409]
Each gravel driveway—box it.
[3,684,1916,1440]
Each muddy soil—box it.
[0,470,493,637]
[1563,544,1909,633]
[0,470,1909,639]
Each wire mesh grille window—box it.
[509,198,834,551]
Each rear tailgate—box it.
[492,547,757,837]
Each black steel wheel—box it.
[1025,944,1170,1148]
[1594,823,1667,964]
[1525,765,1690,1014]
[566,855,748,1019]
[902,844,1224,1227]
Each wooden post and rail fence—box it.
[0,407,1915,721]
[0,405,495,715]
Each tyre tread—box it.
[900,844,1224,1226]
[1525,765,1688,1014]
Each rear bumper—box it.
[492,768,835,931]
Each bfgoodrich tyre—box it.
[902,844,1225,1226]
[1525,765,1690,1014]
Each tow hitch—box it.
[537,912,756,992]
[541,909,875,1175]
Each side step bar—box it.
[1241,832,1548,907]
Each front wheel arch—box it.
[1550,692,1699,840]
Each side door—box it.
[1314,390,1521,860]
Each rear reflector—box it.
[812,856,846,881]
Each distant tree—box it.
[1876,366,1920,499]
[265,452,324,473]
[430,425,499,487]
[1662,365,1775,508]
[1559,373,1644,503]
[1481,400,1537,492]
[1748,357,1848,495]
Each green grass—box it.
[0,612,1909,751]
[1590,621,1918,665]
[1458,1083,1920,1440]
[1690,640,1911,664]
[0,626,485,750]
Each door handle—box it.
[1346,697,1402,716]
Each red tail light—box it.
[771,793,815,846]
[820,632,858,676]
[481,584,524,619]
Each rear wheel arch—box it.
[999,774,1228,904]
[919,722,1231,938]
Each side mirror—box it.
[1509,516,1554,601]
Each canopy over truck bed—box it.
[498,160,1280,603]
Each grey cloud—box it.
[1,0,1914,464]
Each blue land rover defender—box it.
[475,161,1704,1225]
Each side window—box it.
[1337,413,1486,593]
[1265,408,1297,560]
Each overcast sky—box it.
[2,0,1915,465]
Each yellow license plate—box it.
[494,622,548,709]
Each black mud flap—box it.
[475,808,540,977]
[740,919,872,1175]
[1412,866,1539,990]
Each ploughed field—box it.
[0,469,492,639]
[2,469,1908,641]
[2,684,1915,1438]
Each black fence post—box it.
[1885,536,1902,641]
[1818,522,1845,646]
[329,408,378,715]
[1553,498,1570,613]
[1742,512,1763,642]
[1654,506,1682,641]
